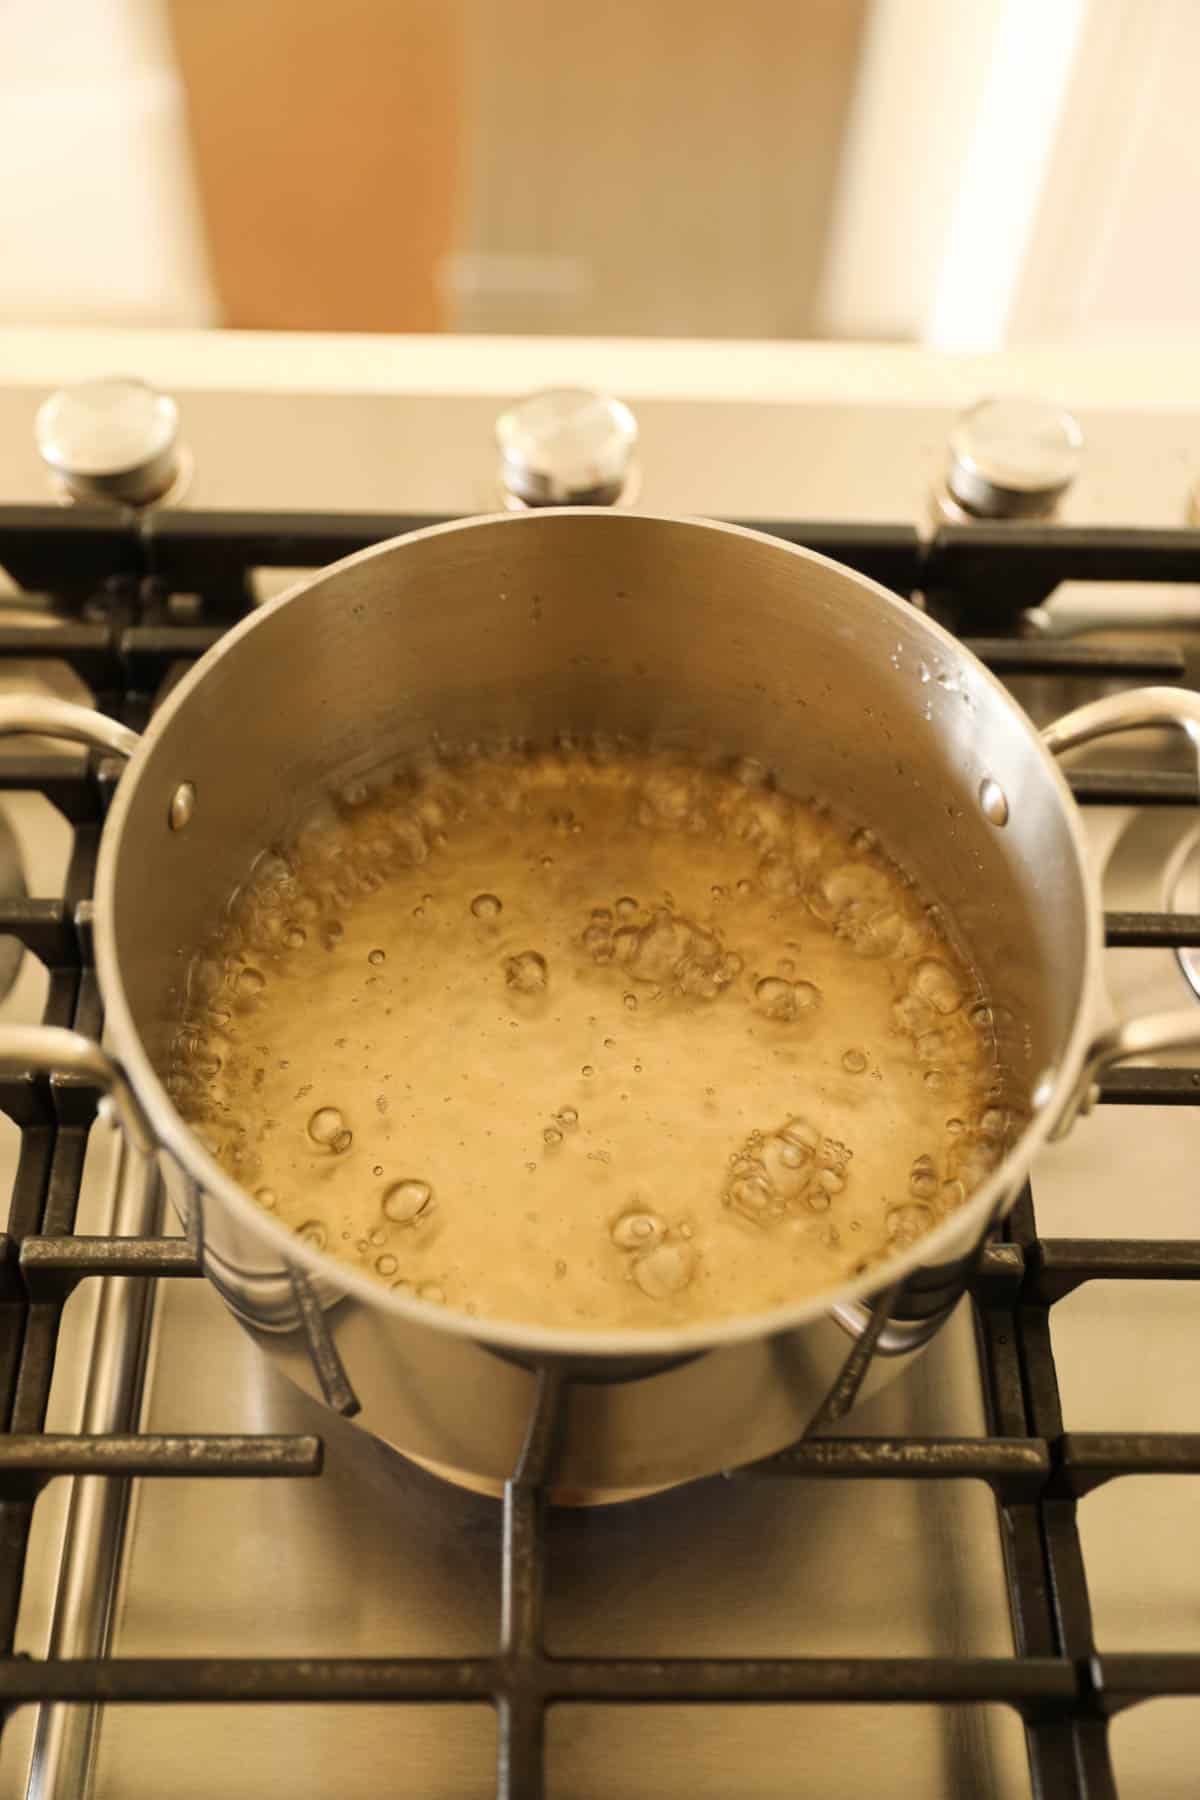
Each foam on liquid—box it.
[169,744,1020,1330]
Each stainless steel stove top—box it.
[0,368,1196,1797]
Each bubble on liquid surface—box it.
[753,975,820,1022]
[886,1202,933,1248]
[893,993,935,1036]
[909,1154,939,1200]
[255,1186,277,1211]
[504,950,548,994]
[842,1048,868,1074]
[376,1253,398,1276]
[382,1179,434,1224]
[611,1210,666,1250]
[837,904,906,960]
[724,1116,848,1225]
[296,1220,327,1251]
[307,1106,345,1146]
[583,921,613,963]
[632,1242,695,1298]
[781,1117,821,1156]
[616,905,737,1001]
[912,959,963,1015]
[543,1126,563,1148]
[949,1132,1004,1189]
[471,892,503,920]
[555,1106,579,1130]
[188,957,224,1005]
[368,948,386,966]
[809,862,891,924]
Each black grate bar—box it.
[0,623,120,692]
[1098,1068,1200,1104]
[141,510,453,599]
[0,901,77,970]
[739,1437,1048,1502]
[540,1657,1079,1711]
[498,1369,564,1800]
[20,1236,199,1303]
[0,1654,1078,1710]
[6,504,1200,619]
[0,756,99,826]
[21,1237,1025,1305]
[927,526,1200,619]
[0,1434,322,1501]
[0,509,139,593]
[1091,1653,1200,1716]
[1031,1239,1200,1304]
[1105,911,1200,947]
[1070,769,1199,806]
[968,640,1186,678]
[0,1656,496,1707]
[1050,1433,1200,1499]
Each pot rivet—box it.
[978,776,1009,827]
[169,781,196,831]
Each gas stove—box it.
[0,347,1195,1797]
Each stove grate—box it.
[0,507,1198,1798]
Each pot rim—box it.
[93,510,1101,1360]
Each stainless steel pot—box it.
[0,511,1197,1502]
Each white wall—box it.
[815,0,1085,348]
[0,0,214,327]
[1008,0,1200,344]
[816,0,1200,353]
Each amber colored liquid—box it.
[169,746,1012,1330]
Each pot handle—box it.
[1043,685,1200,1136]
[0,1025,154,1154]
[0,696,140,761]
[0,700,151,1150]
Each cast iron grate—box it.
[0,506,1198,1798]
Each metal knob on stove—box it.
[496,387,638,507]
[939,396,1083,522]
[35,377,185,507]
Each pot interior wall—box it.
[108,513,1089,1104]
